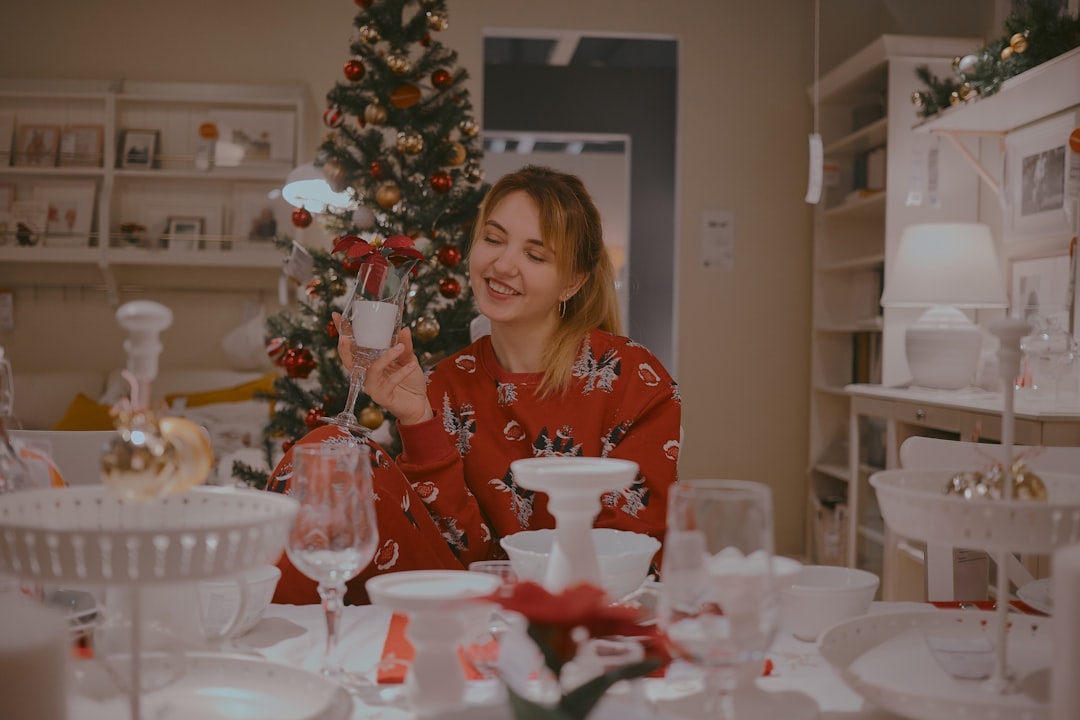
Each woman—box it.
[356,165,680,568]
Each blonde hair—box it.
[471,165,622,398]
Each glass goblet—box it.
[325,259,415,434]
[657,479,779,720]
[462,560,519,679]
[285,442,378,679]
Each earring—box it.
[558,298,567,318]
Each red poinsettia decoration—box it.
[333,233,425,295]
[481,581,671,720]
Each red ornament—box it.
[370,160,383,179]
[282,439,294,453]
[436,244,461,268]
[354,0,372,6]
[431,69,452,89]
[304,406,325,430]
[421,33,432,47]
[291,207,313,228]
[266,337,288,366]
[438,277,461,299]
[327,318,339,339]
[283,347,317,379]
[344,59,365,82]
[323,106,344,128]
[430,171,452,194]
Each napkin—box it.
[1052,543,1080,720]
[376,612,491,684]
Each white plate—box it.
[1018,578,1053,615]
[71,652,352,720]
[819,610,1052,720]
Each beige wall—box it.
[0,0,995,557]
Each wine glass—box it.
[285,442,378,679]
[325,259,416,434]
[461,560,518,679]
[657,479,778,719]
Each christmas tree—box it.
[237,0,489,487]
[912,0,1080,118]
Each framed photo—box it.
[32,181,97,247]
[0,111,14,166]
[209,109,295,167]
[165,216,204,250]
[13,124,60,167]
[59,124,105,167]
[1010,254,1071,337]
[121,194,222,250]
[231,183,292,249]
[119,128,159,170]
[1005,112,1076,242]
[10,200,48,246]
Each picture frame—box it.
[120,194,222,250]
[1009,253,1071,334]
[119,128,159,170]
[165,216,204,251]
[1004,112,1076,242]
[13,124,60,167]
[231,183,291,249]
[32,181,97,247]
[59,124,105,168]
[10,200,48,246]
[209,109,295,167]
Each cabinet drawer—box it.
[894,403,1042,444]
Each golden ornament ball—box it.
[376,181,401,210]
[396,129,424,155]
[458,118,479,138]
[464,160,484,183]
[358,24,381,45]
[390,83,421,109]
[958,83,973,101]
[426,11,448,31]
[1010,32,1028,53]
[364,103,388,125]
[445,141,466,166]
[949,90,961,106]
[414,313,441,341]
[951,55,962,73]
[910,91,925,108]
[360,404,385,430]
[1000,45,1014,61]
[386,53,411,75]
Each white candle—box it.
[0,592,69,720]
[1052,543,1080,720]
[351,299,397,350]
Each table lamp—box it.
[880,223,1007,389]
[281,162,353,213]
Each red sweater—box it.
[396,329,681,567]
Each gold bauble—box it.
[1010,461,1048,501]
[943,471,986,499]
[426,11,448,31]
[386,53,411,75]
[364,103,388,125]
[949,90,962,106]
[458,118,479,138]
[951,55,962,73]
[1001,45,1014,61]
[947,460,1048,501]
[376,181,401,210]
[358,24,381,45]
[159,416,213,494]
[445,141,466,166]
[360,404,385,430]
[957,83,973,101]
[100,412,210,501]
[414,313,441,341]
[464,160,483,183]
[1010,32,1028,54]
[396,129,424,155]
[911,91,925,108]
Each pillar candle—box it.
[351,299,396,350]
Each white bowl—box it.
[500,528,660,601]
[781,565,879,642]
[199,563,281,638]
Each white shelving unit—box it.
[0,78,304,302]
[805,35,981,574]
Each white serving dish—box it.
[869,469,1080,553]
[1017,578,1053,616]
[71,652,351,720]
[0,486,298,584]
[781,565,879,642]
[819,609,1052,720]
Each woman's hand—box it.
[336,314,433,426]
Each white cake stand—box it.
[509,457,639,592]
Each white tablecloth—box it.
[236,602,930,719]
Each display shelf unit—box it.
[805,35,981,571]
[0,78,304,302]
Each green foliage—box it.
[913,0,1080,119]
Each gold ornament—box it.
[464,160,483,184]
[360,404,385,430]
[101,412,211,501]
[358,24,381,45]
[386,53,411,75]
[1010,32,1028,54]
[445,141,466,166]
[364,103,388,125]
[949,90,961,106]
[396,129,424,155]
[958,83,973,101]
[376,181,401,210]
[414,313,441,341]
[458,118,479,138]
[426,11,448,31]
[951,56,962,73]
[1000,45,1014,61]
[944,460,1048,501]
[910,91,925,108]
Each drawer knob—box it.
[915,408,927,421]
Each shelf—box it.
[823,191,886,219]
[816,323,882,334]
[114,165,291,182]
[0,166,106,178]
[813,384,852,397]
[0,245,102,264]
[824,117,888,157]
[105,246,282,269]
[858,524,885,546]
[813,462,850,482]
[914,46,1080,135]
[817,254,885,272]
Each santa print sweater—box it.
[396,328,681,568]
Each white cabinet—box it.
[805,35,981,572]
[0,78,305,300]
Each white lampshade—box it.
[881,223,1007,390]
[281,162,353,213]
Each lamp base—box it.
[905,306,984,390]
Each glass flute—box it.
[285,442,378,679]
[657,479,779,720]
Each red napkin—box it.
[376,612,493,684]
[930,600,1048,616]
